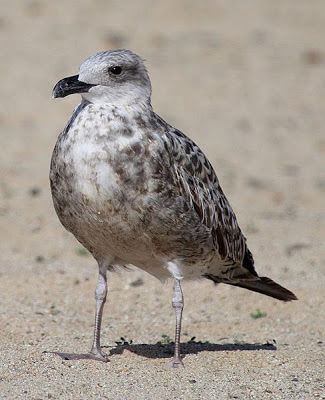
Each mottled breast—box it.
[50,101,178,257]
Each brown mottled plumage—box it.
[49,50,297,368]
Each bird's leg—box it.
[168,278,185,368]
[46,265,109,362]
[89,266,108,360]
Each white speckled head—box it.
[78,49,152,106]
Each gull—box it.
[50,50,297,368]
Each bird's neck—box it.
[79,97,154,123]
[81,95,152,114]
[81,84,152,109]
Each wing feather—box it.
[165,127,248,267]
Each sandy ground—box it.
[0,1,324,399]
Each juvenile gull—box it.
[50,49,297,367]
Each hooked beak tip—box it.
[52,75,95,99]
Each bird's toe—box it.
[44,351,109,363]
[166,358,185,369]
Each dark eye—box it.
[110,66,122,75]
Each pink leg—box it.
[47,266,109,362]
[167,279,185,368]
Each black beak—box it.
[52,75,95,98]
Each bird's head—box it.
[52,49,152,106]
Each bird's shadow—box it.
[103,340,276,359]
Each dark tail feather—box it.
[227,276,298,302]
